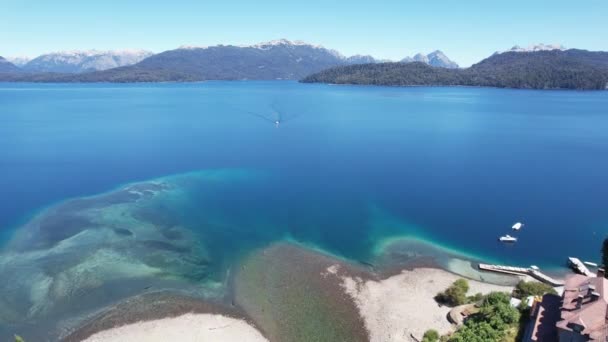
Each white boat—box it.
[499,235,517,243]
[512,222,524,231]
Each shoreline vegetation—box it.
[301,50,608,90]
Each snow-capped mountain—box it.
[137,39,356,80]
[0,40,465,81]
[401,50,458,68]
[345,55,377,64]
[181,39,347,60]
[412,53,429,64]
[23,49,154,73]
[502,43,566,53]
[6,56,31,67]
[0,56,21,73]
[179,40,383,64]
[427,51,459,68]
[252,39,325,50]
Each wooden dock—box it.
[478,263,564,286]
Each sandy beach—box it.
[81,313,268,342]
[60,291,267,342]
[60,243,521,342]
[337,267,515,342]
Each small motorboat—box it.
[499,234,517,243]
[512,222,524,231]
[583,261,598,268]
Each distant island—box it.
[302,49,608,90]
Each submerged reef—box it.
[0,170,258,339]
[0,168,530,341]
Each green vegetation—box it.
[302,49,608,90]
[448,292,520,342]
[14,335,25,342]
[467,292,484,304]
[428,203,608,342]
[435,279,470,306]
[423,329,440,342]
[514,280,556,298]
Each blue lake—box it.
[1,81,607,270]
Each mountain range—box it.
[2,41,607,90]
[0,57,21,73]
[6,56,31,67]
[115,39,350,81]
[0,40,458,81]
[20,49,154,73]
[500,43,566,54]
[302,49,608,90]
[401,51,459,68]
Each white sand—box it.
[340,267,514,342]
[81,313,268,342]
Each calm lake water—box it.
[1,81,607,269]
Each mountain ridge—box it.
[0,56,21,73]
[401,50,459,68]
[500,43,566,54]
[22,49,154,73]
[6,56,31,67]
[3,41,606,89]
[0,39,460,82]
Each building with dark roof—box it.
[525,269,607,342]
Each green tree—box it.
[436,279,470,306]
[467,292,484,303]
[423,329,440,342]
[14,335,25,342]
[480,292,519,323]
[448,292,520,342]
[449,321,501,342]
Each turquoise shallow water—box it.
[2,81,607,267]
[0,82,608,338]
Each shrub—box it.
[423,329,440,342]
[449,321,502,342]
[436,279,470,306]
[448,292,520,342]
[514,281,556,299]
[467,292,484,304]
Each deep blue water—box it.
[1,81,607,268]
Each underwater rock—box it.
[113,228,134,236]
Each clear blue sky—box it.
[2,0,607,66]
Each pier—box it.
[478,263,564,286]
[568,257,594,277]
